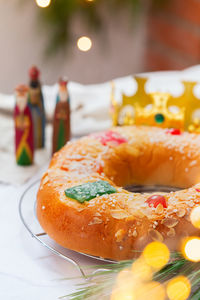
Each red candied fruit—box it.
[91,130,127,146]
[166,128,181,135]
[146,195,168,208]
[196,189,200,192]
[97,163,104,174]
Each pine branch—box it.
[61,253,200,300]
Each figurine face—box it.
[59,89,68,102]
[16,93,28,112]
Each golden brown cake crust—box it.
[37,126,200,260]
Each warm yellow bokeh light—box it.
[143,242,170,269]
[77,36,92,52]
[111,286,135,300]
[183,237,200,262]
[131,258,153,282]
[116,268,134,285]
[36,0,51,8]
[115,269,140,298]
[167,276,191,300]
[136,281,165,300]
[190,206,200,228]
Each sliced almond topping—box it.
[132,229,138,238]
[76,207,84,212]
[94,212,101,217]
[161,218,179,228]
[185,214,191,221]
[155,203,164,214]
[42,175,49,185]
[115,229,126,242]
[148,229,163,242]
[110,209,130,219]
[167,228,176,237]
[88,217,102,225]
[166,208,175,216]
[134,211,145,218]
[176,208,186,218]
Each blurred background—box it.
[0,0,199,93]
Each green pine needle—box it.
[61,253,200,300]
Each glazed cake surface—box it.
[37,126,200,260]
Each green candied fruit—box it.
[65,180,117,203]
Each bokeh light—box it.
[116,268,134,285]
[183,237,200,262]
[35,0,51,8]
[131,258,153,282]
[143,242,170,269]
[111,286,135,300]
[77,36,92,52]
[167,276,191,300]
[136,281,165,300]
[190,206,200,228]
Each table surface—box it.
[2,65,200,299]
[0,170,81,300]
[0,166,111,300]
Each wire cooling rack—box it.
[19,180,180,279]
[19,180,116,280]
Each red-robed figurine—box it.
[14,84,34,166]
[52,78,71,154]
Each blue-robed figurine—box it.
[28,65,45,148]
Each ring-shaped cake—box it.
[37,126,200,260]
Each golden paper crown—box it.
[110,77,200,133]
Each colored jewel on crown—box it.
[110,77,200,133]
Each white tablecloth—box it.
[2,65,200,299]
[2,65,200,184]
[0,174,77,300]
